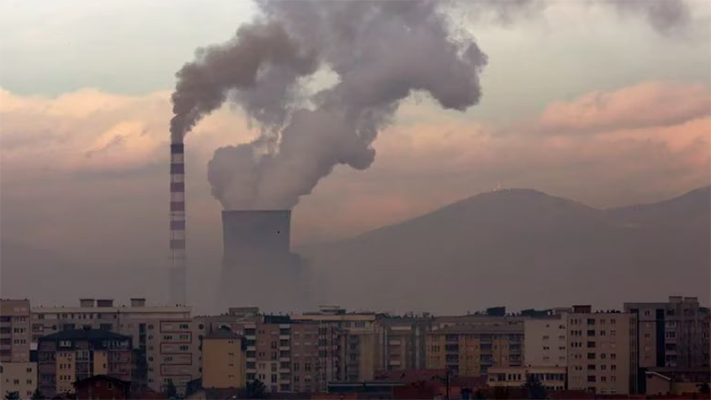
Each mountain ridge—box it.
[302,186,709,313]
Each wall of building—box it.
[488,366,566,390]
[567,312,632,395]
[146,319,200,396]
[426,324,524,377]
[202,337,244,389]
[0,362,37,398]
[524,316,568,367]
[0,299,31,363]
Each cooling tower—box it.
[218,210,305,312]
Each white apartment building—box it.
[524,314,568,367]
[567,306,632,396]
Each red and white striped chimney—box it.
[169,143,187,304]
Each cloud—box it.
[538,81,711,134]
[1,81,708,250]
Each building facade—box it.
[488,366,566,390]
[37,329,132,398]
[524,314,568,367]
[566,306,632,395]
[32,298,199,395]
[201,330,244,389]
[625,296,710,368]
[426,324,524,376]
[1,299,31,363]
[375,315,432,372]
[0,362,37,398]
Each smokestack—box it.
[169,143,187,305]
[218,210,303,311]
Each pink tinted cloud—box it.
[539,81,711,134]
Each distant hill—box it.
[300,187,710,313]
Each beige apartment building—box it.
[32,298,199,395]
[426,324,524,376]
[566,305,632,395]
[1,299,31,363]
[201,329,244,389]
[0,362,36,398]
[524,314,568,367]
[488,366,566,390]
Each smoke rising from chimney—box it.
[170,0,693,209]
[171,0,487,209]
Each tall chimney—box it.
[169,143,187,305]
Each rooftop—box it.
[40,329,130,341]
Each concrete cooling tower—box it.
[218,210,306,312]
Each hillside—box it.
[300,187,710,313]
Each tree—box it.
[4,392,20,400]
[491,386,509,400]
[239,379,267,399]
[522,375,547,400]
[474,389,489,399]
[31,389,44,400]
[164,379,178,399]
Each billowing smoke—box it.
[170,0,694,210]
[606,0,691,36]
[170,0,487,209]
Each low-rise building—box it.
[74,375,131,400]
[487,366,566,391]
[644,367,710,396]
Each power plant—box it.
[218,210,304,311]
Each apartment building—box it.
[295,306,380,385]
[32,298,198,395]
[625,296,710,369]
[566,306,632,395]
[1,299,31,362]
[0,361,36,398]
[146,318,201,395]
[426,324,524,376]
[488,366,566,390]
[524,314,568,367]
[37,329,132,398]
[375,315,432,372]
[201,329,244,389]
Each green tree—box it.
[4,392,20,400]
[30,389,44,400]
[522,375,547,400]
[164,379,178,399]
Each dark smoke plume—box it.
[171,0,487,209]
[171,0,692,210]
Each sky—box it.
[1,0,709,310]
